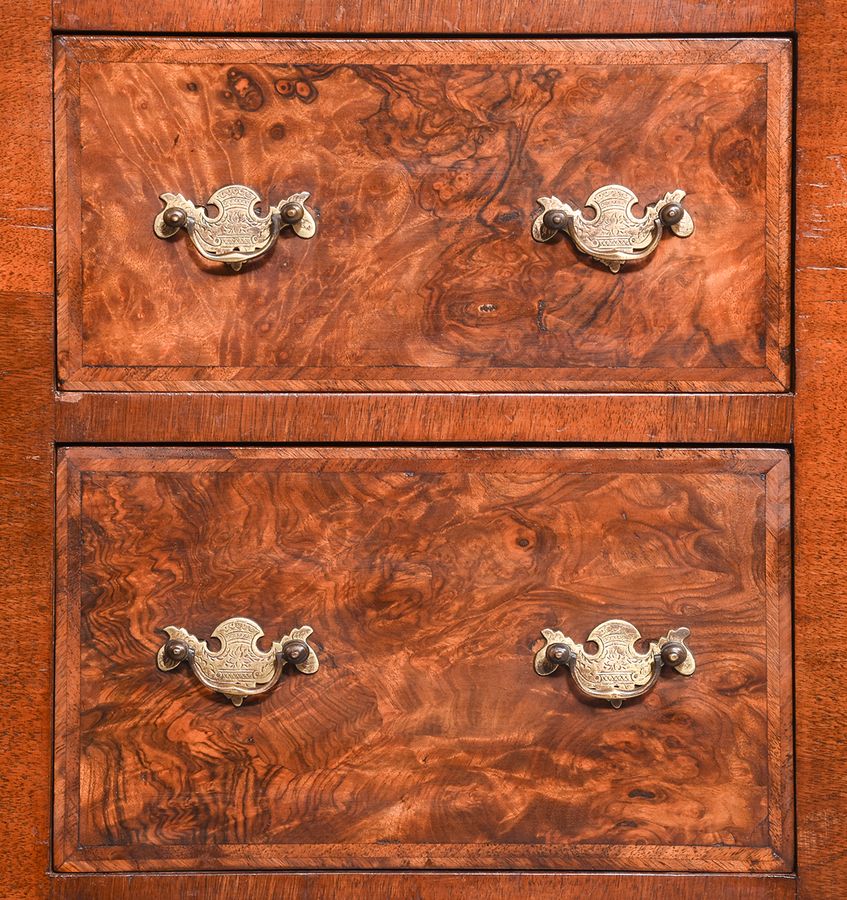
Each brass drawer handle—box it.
[156,616,318,706]
[532,184,694,272]
[153,184,317,271]
[534,619,694,707]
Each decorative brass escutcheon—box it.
[153,184,317,270]
[534,619,695,708]
[532,184,694,272]
[156,616,319,706]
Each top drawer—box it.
[55,37,791,393]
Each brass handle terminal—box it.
[157,616,319,706]
[535,619,695,708]
[154,184,317,271]
[532,184,694,272]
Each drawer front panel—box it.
[56,38,791,392]
[55,447,792,872]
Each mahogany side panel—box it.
[795,0,847,897]
[0,0,54,898]
[55,37,791,393]
[52,0,794,35]
[55,448,793,873]
[56,392,794,444]
[50,872,798,900]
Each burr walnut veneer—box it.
[56,36,791,392]
[3,0,847,898]
[55,447,792,873]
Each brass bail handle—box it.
[534,619,695,708]
[157,616,319,706]
[153,184,317,271]
[532,184,694,272]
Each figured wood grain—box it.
[55,37,791,393]
[55,447,793,873]
[56,392,794,444]
[0,0,54,898]
[794,0,847,897]
[49,872,798,900]
[5,0,847,895]
[52,0,795,35]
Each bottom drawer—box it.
[54,447,793,872]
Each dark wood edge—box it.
[54,37,82,387]
[55,35,793,62]
[56,445,792,465]
[53,452,81,874]
[54,849,792,875]
[765,38,793,390]
[764,455,794,866]
[58,371,789,394]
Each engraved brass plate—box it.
[153,184,317,270]
[156,616,319,706]
[534,619,694,707]
[532,184,694,272]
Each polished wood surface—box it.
[0,0,54,898]
[56,37,791,393]
[53,0,795,35]
[4,0,847,895]
[794,0,847,897]
[55,448,793,873]
[56,392,794,444]
[50,872,798,900]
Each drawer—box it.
[55,37,791,393]
[55,447,793,872]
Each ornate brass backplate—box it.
[156,616,319,706]
[153,184,317,270]
[534,619,695,707]
[532,185,694,272]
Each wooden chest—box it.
[2,1,846,898]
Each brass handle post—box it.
[532,184,694,272]
[534,619,695,708]
[157,616,319,706]
[154,184,317,270]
